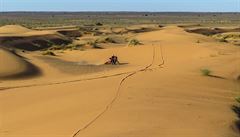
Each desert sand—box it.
[0,25,239,137]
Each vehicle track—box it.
[0,45,163,92]
[72,44,165,137]
[0,44,165,137]
[0,71,133,92]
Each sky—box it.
[0,0,239,12]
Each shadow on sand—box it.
[232,105,240,133]
[0,48,42,80]
[208,74,226,79]
[0,60,42,80]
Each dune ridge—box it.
[0,26,239,137]
[0,25,31,34]
[0,48,41,79]
[0,25,72,51]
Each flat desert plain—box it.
[0,23,239,137]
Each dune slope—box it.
[0,25,31,34]
[0,25,71,51]
[0,26,239,137]
[0,48,41,79]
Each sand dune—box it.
[185,27,240,36]
[0,48,41,79]
[0,48,27,77]
[0,25,58,36]
[0,26,239,137]
[0,25,71,51]
[0,25,31,34]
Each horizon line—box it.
[1,11,240,13]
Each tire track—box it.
[0,71,133,92]
[0,46,156,92]
[72,45,165,137]
[148,43,165,71]
[159,43,165,67]
[0,44,164,92]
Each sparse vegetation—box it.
[219,38,227,43]
[201,69,211,76]
[42,50,56,56]
[85,40,102,49]
[46,43,84,51]
[46,40,55,46]
[66,44,84,50]
[233,96,240,123]
[1,12,239,29]
[213,33,240,45]
[97,36,116,43]
[158,25,164,28]
[95,22,103,26]
[236,96,240,103]
[128,39,141,46]
[47,45,65,50]
[188,28,240,45]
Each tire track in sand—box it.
[0,71,133,92]
[72,44,165,137]
[0,44,164,92]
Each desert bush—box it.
[66,44,84,50]
[47,44,84,51]
[93,44,102,49]
[236,96,240,103]
[158,25,164,28]
[42,50,56,56]
[45,40,55,46]
[219,38,227,43]
[93,27,99,31]
[48,45,65,50]
[201,69,211,76]
[128,39,141,46]
[103,37,116,43]
[86,40,97,46]
[85,40,101,48]
[97,37,116,43]
[95,22,103,26]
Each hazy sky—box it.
[0,0,239,12]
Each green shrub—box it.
[236,97,240,103]
[128,39,141,46]
[201,69,211,76]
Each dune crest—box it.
[0,25,31,34]
[0,25,239,137]
[0,48,41,79]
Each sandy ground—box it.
[0,26,240,137]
